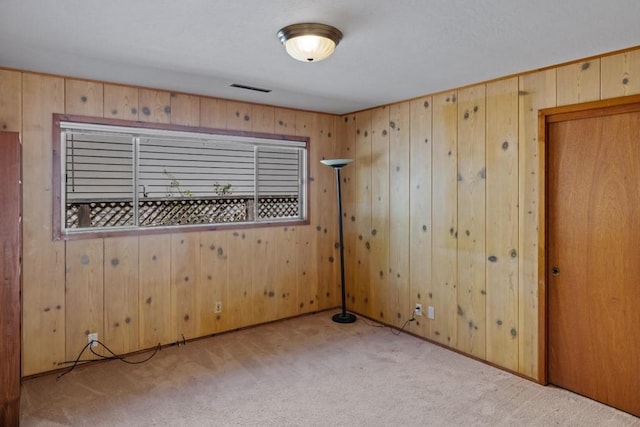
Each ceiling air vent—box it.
[230,83,272,93]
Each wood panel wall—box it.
[0,69,340,376]
[2,46,639,380]
[338,47,640,380]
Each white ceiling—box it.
[1,0,639,114]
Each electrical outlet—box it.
[414,303,423,316]
[87,332,98,348]
[427,306,435,320]
[214,301,222,313]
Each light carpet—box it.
[20,310,640,426]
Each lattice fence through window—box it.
[66,196,299,229]
[258,197,299,219]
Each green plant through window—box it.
[213,182,232,196]
[163,169,193,198]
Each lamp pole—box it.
[321,159,356,323]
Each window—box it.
[53,115,309,239]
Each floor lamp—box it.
[321,159,357,323]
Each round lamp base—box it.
[332,312,357,324]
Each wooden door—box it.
[547,105,640,417]
[0,131,22,426]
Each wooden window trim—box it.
[52,114,310,240]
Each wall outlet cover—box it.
[87,332,98,348]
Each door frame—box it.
[538,93,640,385]
[0,131,22,425]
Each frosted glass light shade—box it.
[285,35,336,62]
[278,23,343,62]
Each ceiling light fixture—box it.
[277,23,343,63]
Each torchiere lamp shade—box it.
[320,158,352,168]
